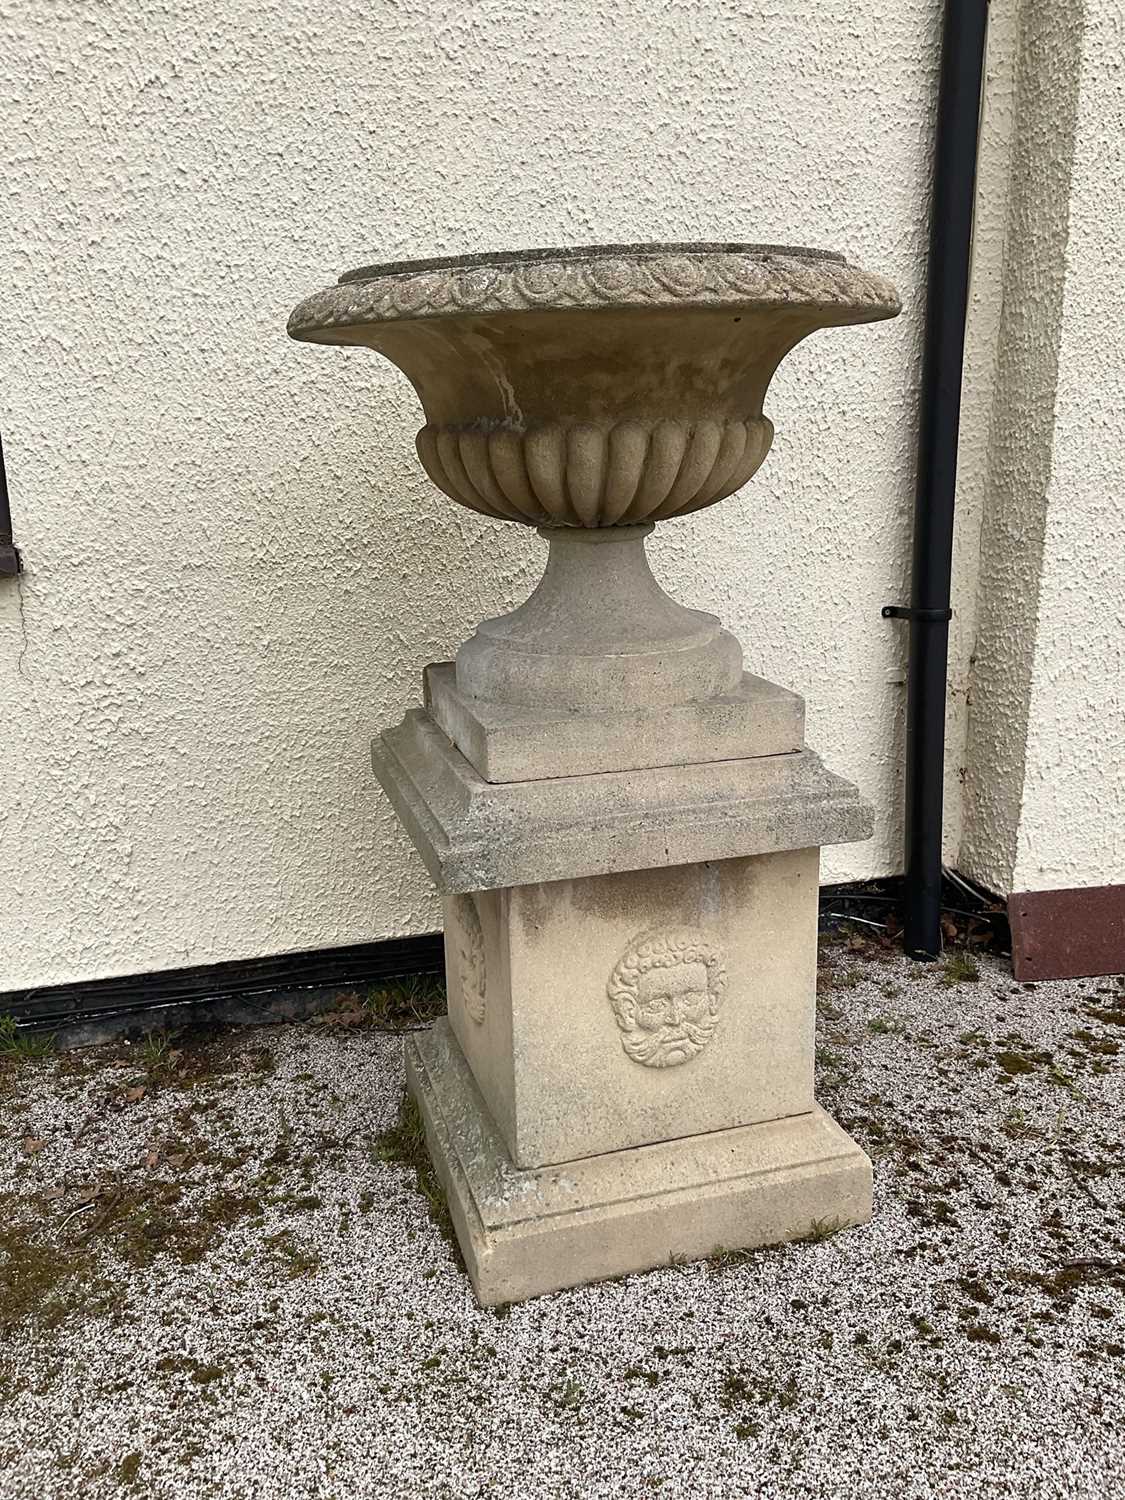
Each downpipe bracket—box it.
[882,605,953,623]
[888,606,954,624]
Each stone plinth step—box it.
[372,709,872,894]
[406,1019,872,1306]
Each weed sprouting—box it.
[867,1015,902,1036]
[551,1375,584,1412]
[1001,1106,1042,1141]
[801,1217,844,1245]
[0,1015,54,1061]
[708,1245,758,1272]
[941,951,981,986]
[137,1031,173,1072]
[364,976,446,1030]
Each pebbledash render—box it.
[288,243,901,1304]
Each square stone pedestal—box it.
[375,695,874,1304]
[441,850,820,1168]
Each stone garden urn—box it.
[289,243,900,1304]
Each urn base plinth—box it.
[424,661,804,782]
[406,1019,872,1307]
[380,675,874,1304]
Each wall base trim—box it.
[0,871,1023,1044]
[0,934,445,1042]
[1009,885,1125,981]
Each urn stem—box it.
[454,525,744,712]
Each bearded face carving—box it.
[607,929,726,1068]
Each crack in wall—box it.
[14,573,32,682]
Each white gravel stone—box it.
[1,947,1123,1499]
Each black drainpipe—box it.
[883,0,989,959]
[0,432,21,577]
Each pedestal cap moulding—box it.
[288,242,901,1304]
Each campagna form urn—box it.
[289,244,899,721]
[288,243,901,1305]
[288,243,898,527]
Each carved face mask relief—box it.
[607,928,727,1068]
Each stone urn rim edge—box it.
[287,241,902,340]
[336,241,846,284]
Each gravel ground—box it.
[2,942,1124,1500]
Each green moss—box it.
[720,1370,800,1411]
[997,1051,1039,1077]
[1085,1006,1125,1028]
[116,1452,142,1486]
[0,1139,329,1342]
[99,1183,271,1271]
[1069,1029,1120,1057]
[0,1210,77,1337]
[155,1355,225,1384]
[263,1230,320,1279]
[964,1323,1001,1345]
[375,1093,458,1255]
[957,1276,994,1306]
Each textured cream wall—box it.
[0,1,942,989]
[960,0,1124,896]
[959,1,1082,892]
[1009,0,1125,891]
